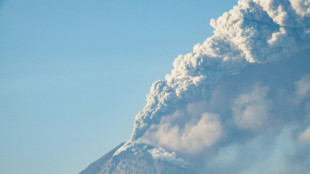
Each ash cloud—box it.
[141,107,222,154]
[132,0,310,140]
[114,0,310,173]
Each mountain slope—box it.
[80,142,193,174]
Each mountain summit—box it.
[80,142,193,174]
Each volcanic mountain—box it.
[80,0,310,173]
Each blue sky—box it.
[0,0,237,173]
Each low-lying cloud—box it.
[142,109,222,154]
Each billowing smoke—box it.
[141,107,222,153]
[131,0,310,140]
[118,0,310,173]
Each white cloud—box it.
[148,147,189,168]
[142,110,222,154]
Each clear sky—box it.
[0,0,237,173]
